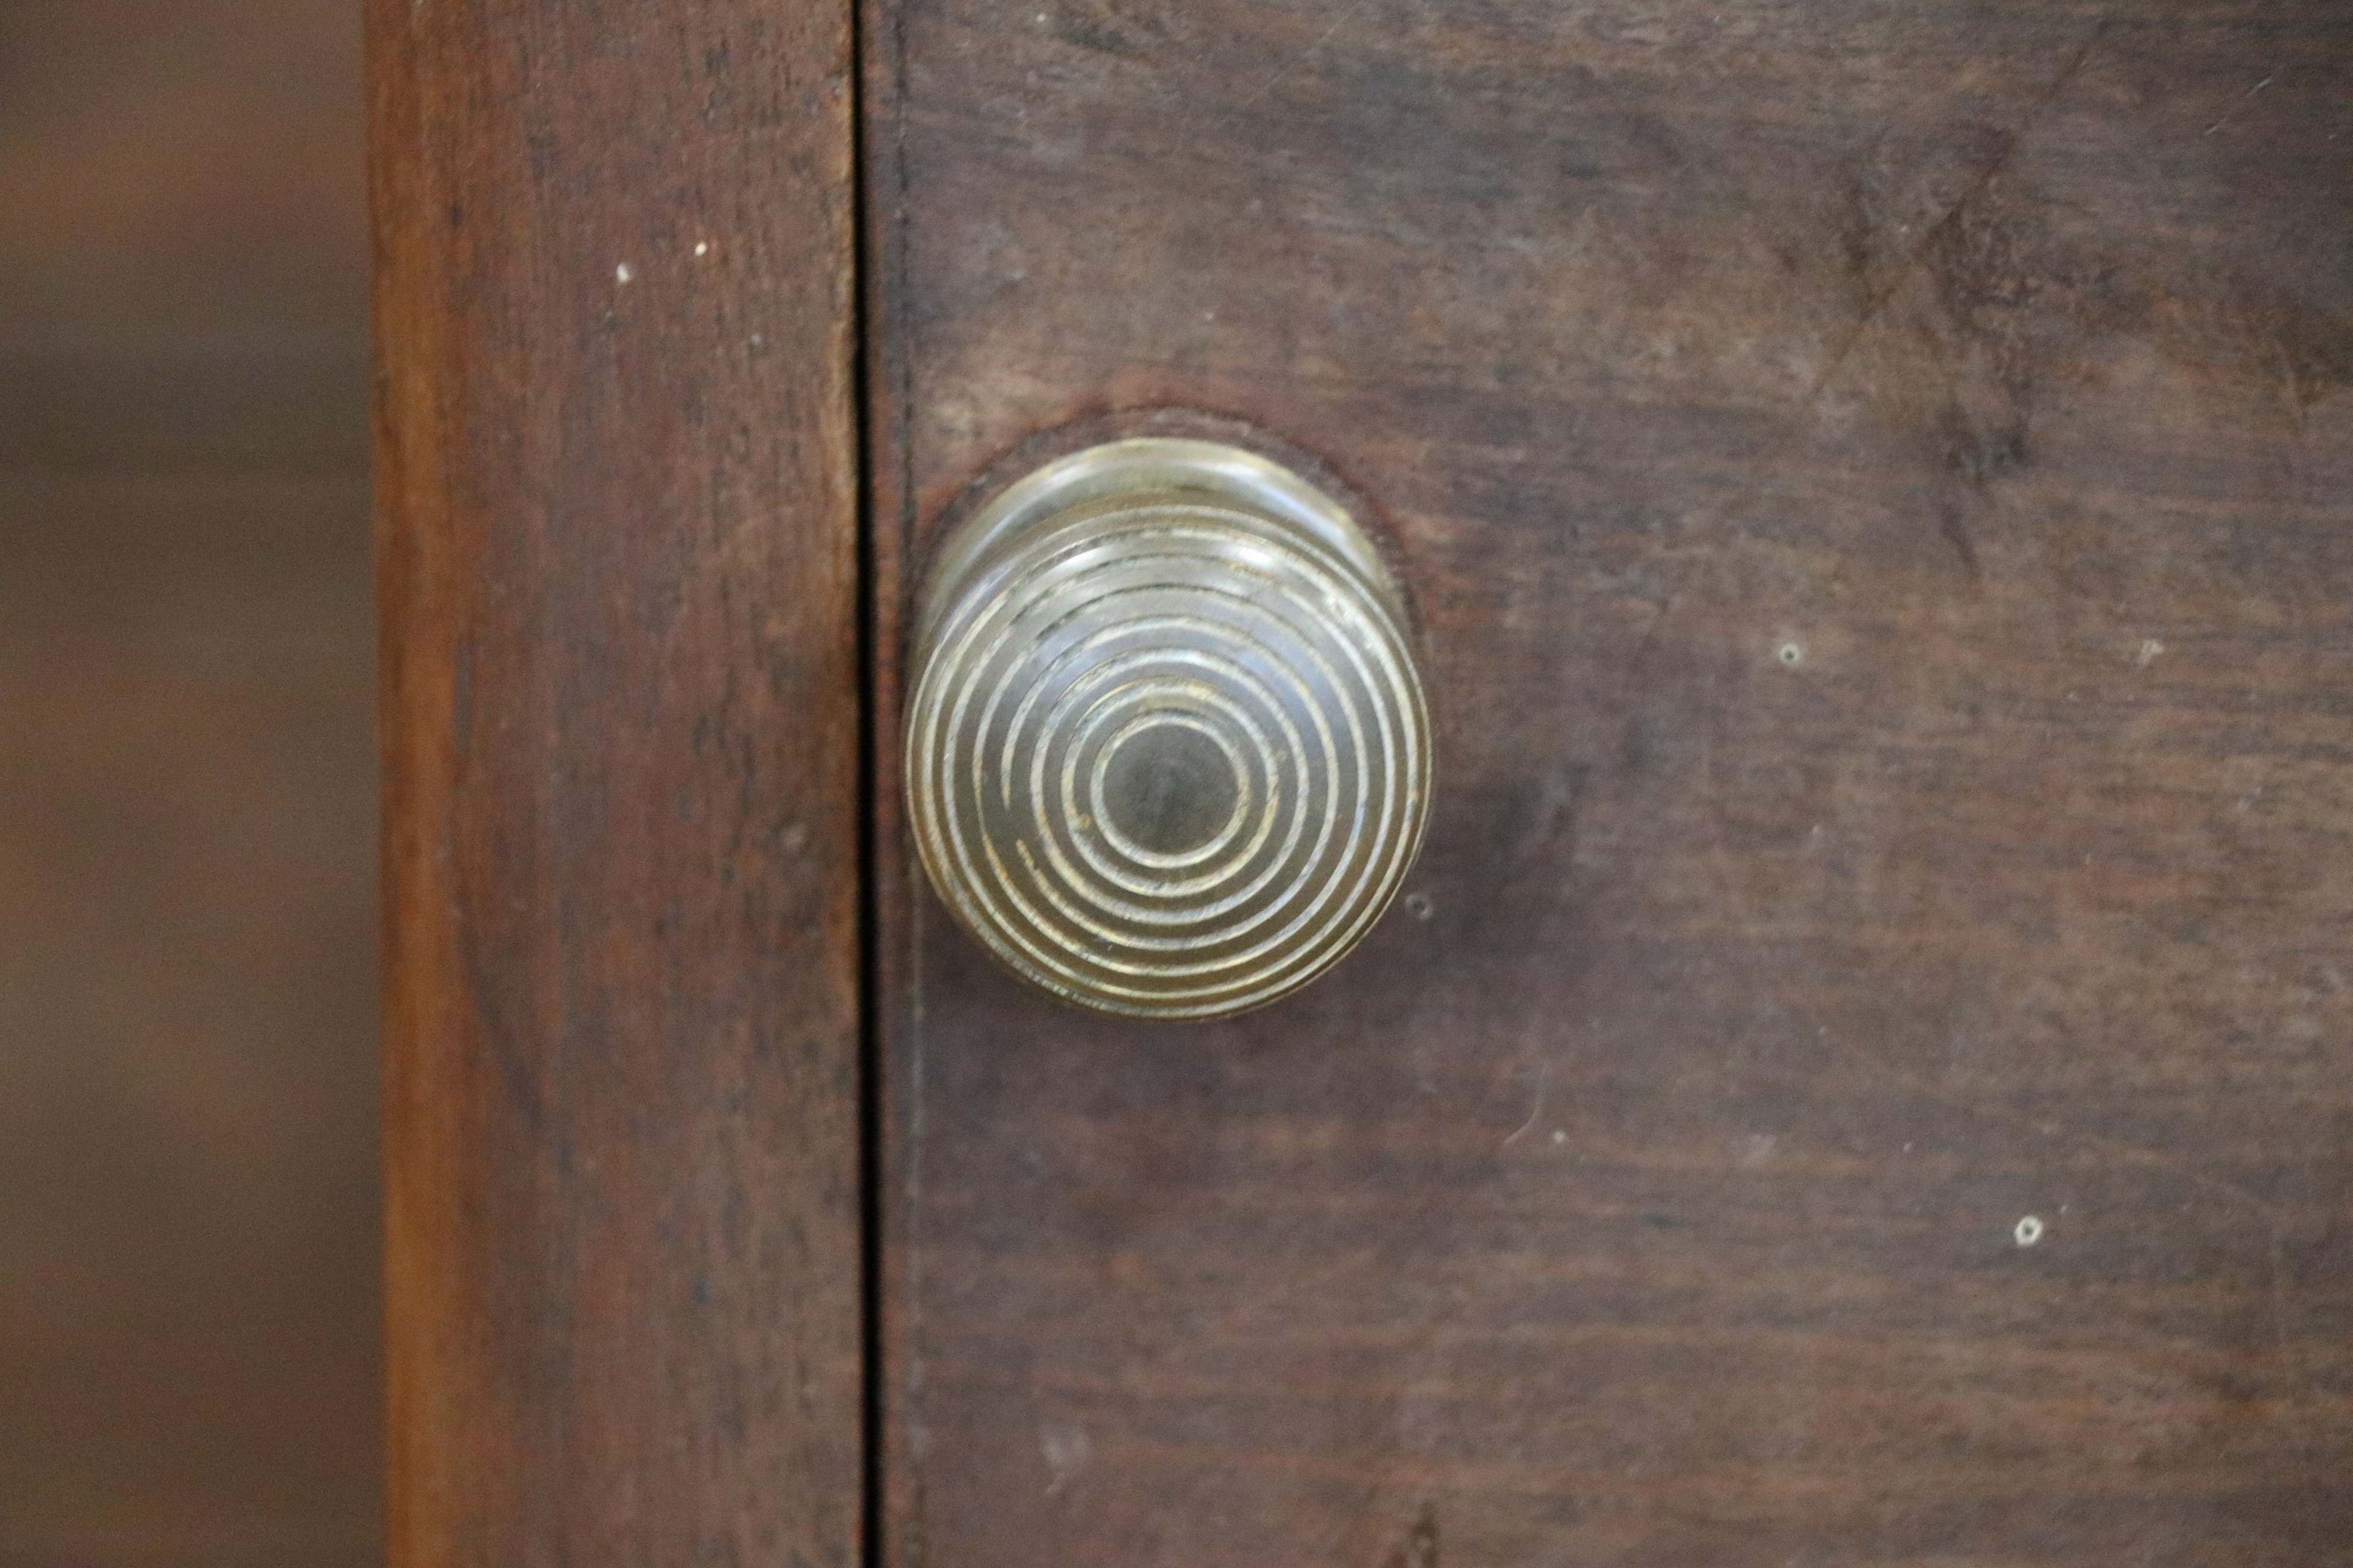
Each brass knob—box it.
[905,438,1432,1019]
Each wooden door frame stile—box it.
[371,0,868,1562]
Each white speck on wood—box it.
[1041,1422,1091,1496]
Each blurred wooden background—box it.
[0,4,380,1566]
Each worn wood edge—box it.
[368,11,462,1561]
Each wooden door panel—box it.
[866,2,2352,1564]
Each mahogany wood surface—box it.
[372,1,864,1563]
[864,2,2353,1564]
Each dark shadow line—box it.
[845,0,884,1561]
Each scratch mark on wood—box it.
[2205,73,2275,136]
[1807,18,2111,405]
[1235,0,1379,115]
[1501,1060,1549,1147]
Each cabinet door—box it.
[864,4,2353,1564]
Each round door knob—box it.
[904,437,1432,1019]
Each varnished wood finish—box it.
[866,2,2353,1563]
[372,2,863,1563]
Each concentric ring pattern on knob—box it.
[905,438,1432,1019]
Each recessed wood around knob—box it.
[904,437,1432,1019]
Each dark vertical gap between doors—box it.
[846,0,884,1556]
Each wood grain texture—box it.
[372,1,864,1563]
[864,2,2353,1564]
